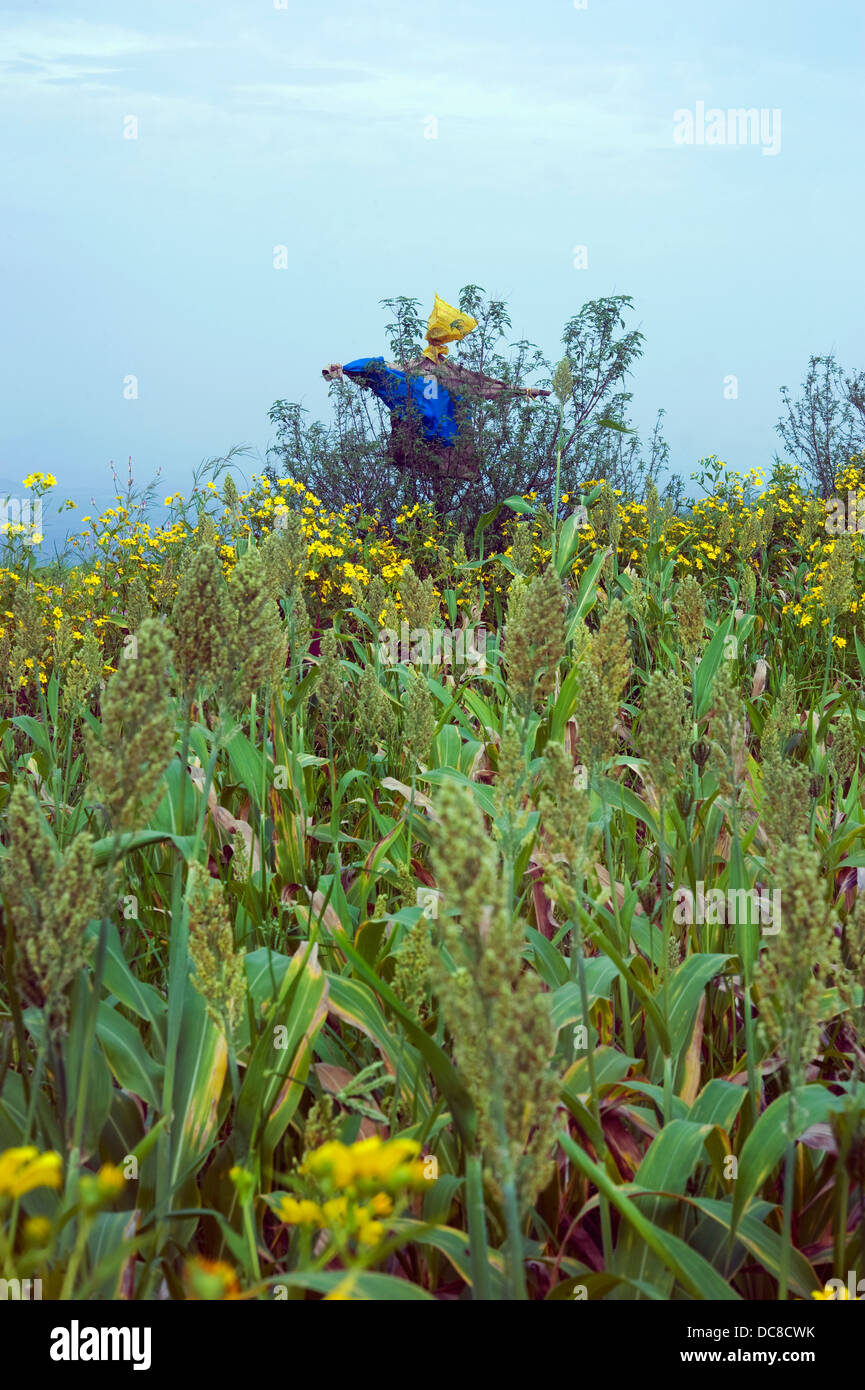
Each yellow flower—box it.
[0,1146,62,1198]
[21,472,57,489]
[301,1141,355,1188]
[321,1196,349,1225]
[357,1218,384,1245]
[96,1162,125,1197]
[23,1216,52,1245]
[833,636,847,648]
[183,1257,241,1301]
[277,1195,322,1226]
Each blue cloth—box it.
[342,357,461,446]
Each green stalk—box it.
[574,918,614,1270]
[603,817,634,1057]
[551,403,564,569]
[778,1093,797,1301]
[155,699,196,1249]
[464,1151,493,1301]
[490,1096,527,1301]
[657,793,674,1124]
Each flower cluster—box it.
[274,1135,428,1248]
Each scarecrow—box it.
[322,295,550,482]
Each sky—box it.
[1,0,863,538]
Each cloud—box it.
[0,16,209,89]
[0,11,661,155]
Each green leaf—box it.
[732,1085,843,1233]
[611,1119,720,1299]
[96,1002,162,1108]
[690,1079,749,1132]
[389,1218,507,1296]
[84,920,166,1044]
[501,495,536,514]
[558,1129,739,1300]
[268,1269,435,1300]
[335,931,477,1147]
[692,1197,821,1300]
[236,943,329,1168]
[565,547,611,640]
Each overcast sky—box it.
[1,0,863,526]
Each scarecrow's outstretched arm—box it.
[322,363,345,381]
[408,358,551,400]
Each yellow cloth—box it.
[421,294,477,362]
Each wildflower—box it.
[9,584,44,686]
[277,1195,322,1226]
[183,1257,241,1301]
[80,1162,126,1208]
[23,1216,52,1245]
[300,1135,425,1192]
[0,1146,62,1199]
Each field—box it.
[1,457,864,1302]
